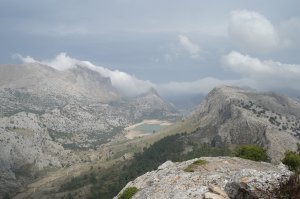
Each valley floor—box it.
[12,119,177,199]
[124,120,173,139]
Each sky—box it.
[1,0,300,97]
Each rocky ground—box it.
[115,157,293,199]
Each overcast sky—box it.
[1,0,300,97]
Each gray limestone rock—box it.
[184,86,300,163]
[115,157,292,199]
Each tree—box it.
[233,145,268,162]
[282,151,300,173]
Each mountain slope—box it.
[177,86,300,162]
[0,63,120,103]
[11,85,300,199]
[0,63,178,196]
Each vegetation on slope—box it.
[282,151,300,173]
[232,145,268,162]
[279,148,300,198]
[184,159,208,172]
[118,187,138,199]
[59,132,231,199]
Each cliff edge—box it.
[115,157,292,199]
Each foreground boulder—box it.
[115,157,292,199]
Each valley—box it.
[0,63,179,198]
[7,85,300,199]
[124,120,172,139]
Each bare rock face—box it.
[115,157,292,199]
[183,86,300,163]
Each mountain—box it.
[0,63,178,196]
[10,85,300,199]
[0,63,119,103]
[115,157,293,199]
[176,85,300,162]
[129,87,178,119]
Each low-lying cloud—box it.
[223,51,300,90]
[15,50,300,99]
[16,53,154,96]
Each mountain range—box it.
[1,63,300,198]
[0,63,178,196]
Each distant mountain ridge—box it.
[0,63,119,102]
[0,63,178,196]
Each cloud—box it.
[13,54,37,63]
[223,51,300,90]
[15,53,154,96]
[14,50,300,99]
[228,10,279,52]
[178,35,201,58]
[160,50,300,96]
[81,61,155,97]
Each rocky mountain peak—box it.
[181,85,300,163]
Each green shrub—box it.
[233,145,268,162]
[282,151,300,172]
[192,159,208,165]
[118,187,138,199]
[184,159,208,172]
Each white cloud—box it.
[159,51,300,96]
[223,51,300,90]
[15,50,300,98]
[178,35,201,58]
[228,10,279,52]
[13,54,37,63]
[15,53,154,96]
[222,51,273,76]
[43,53,78,71]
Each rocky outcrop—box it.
[115,157,293,199]
[182,86,300,163]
